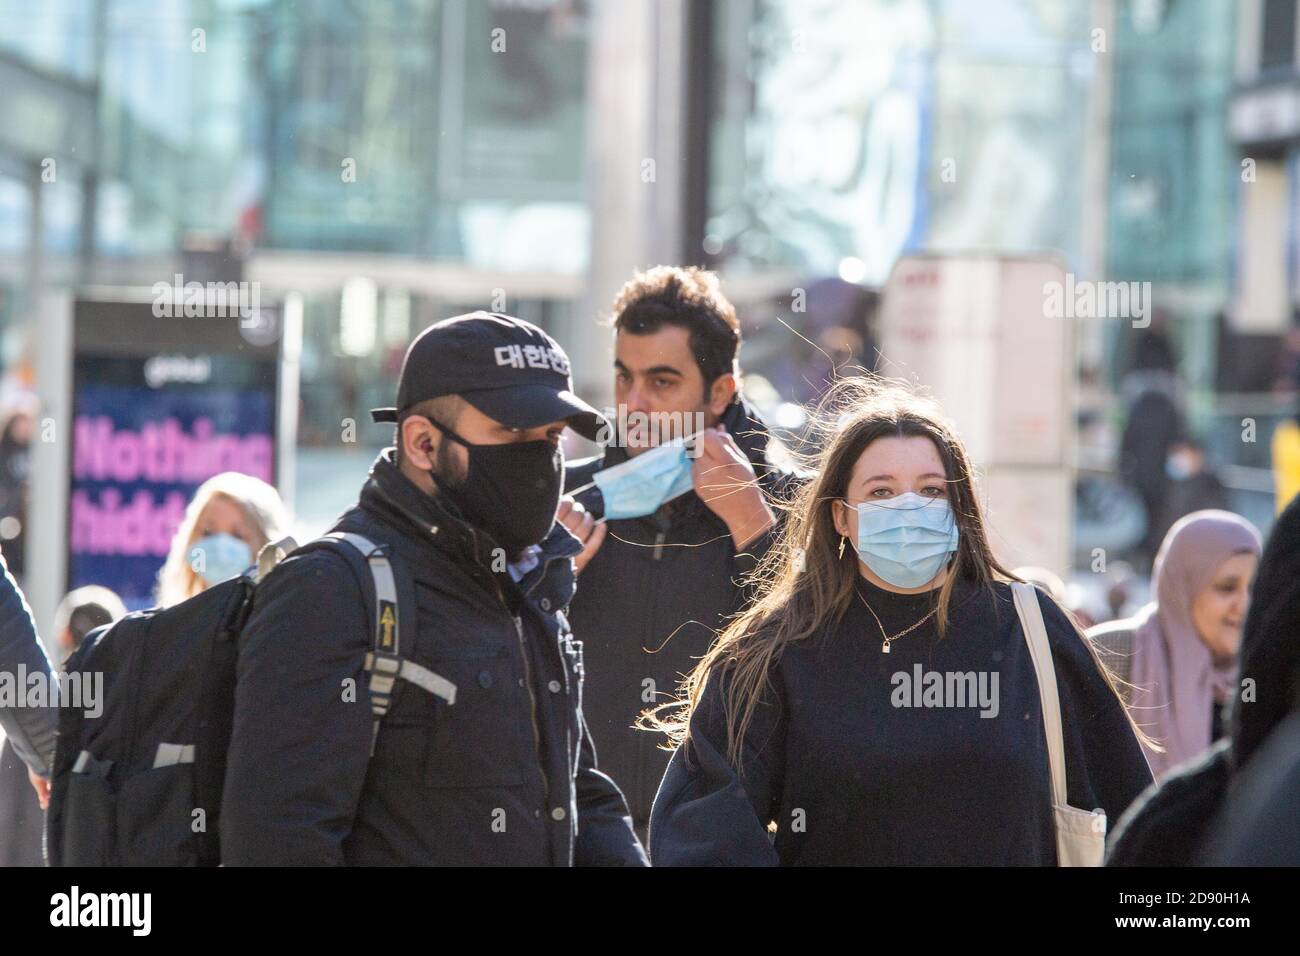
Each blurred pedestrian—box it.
[1089,510,1261,781]
[1119,391,1183,562]
[1118,322,1186,567]
[1107,494,1299,865]
[0,404,33,581]
[0,734,43,865]
[0,584,125,866]
[155,472,290,608]
[1153,435,1228,547]
[562,266,799,835]
[1104,563,1141,620]
[762,276,878,406]
[645,377,1152,865]
[0,548,55,863]
[51,585,127,664]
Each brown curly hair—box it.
[611,266,741,393]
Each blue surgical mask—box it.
[1165,452,1194,481]
[589,435,698,520]
[191,533,254,587]
[852,492,959,589]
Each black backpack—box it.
[46,532,452,866]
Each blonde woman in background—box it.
[156,472,290,608]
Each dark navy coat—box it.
[563,397,798,827]
[221,449,647,866]
[649,580,1153,865]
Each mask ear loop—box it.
[835,498,855,559]
[424,416,471,448]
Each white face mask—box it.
[585,434,699,520]
[190,533,253,586]
[851,492,960,589]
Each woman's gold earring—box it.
[838,536,847,559]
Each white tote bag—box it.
[1011,582,1107,867]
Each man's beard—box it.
[430,437,467,492]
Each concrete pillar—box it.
[568,0,692,412]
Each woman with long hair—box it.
[156,472,290,608]
[644,378,1153,865]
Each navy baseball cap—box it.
[370,311,607,441]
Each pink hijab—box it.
[1130,510,1262,778]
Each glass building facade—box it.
[1106,0,1237,393]
[704,0,1100,283]
[0,0,597,540]
[0,0,1277,557]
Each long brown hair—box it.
[641,375,1150,769]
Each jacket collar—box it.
[719,395,774,480]
[515,521,581,600]
[363,448,480,557]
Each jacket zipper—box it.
[651,530,667,560]
[380,475,566,825]
[515,615,549,798]
[519,548,581,832]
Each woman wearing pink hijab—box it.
[1090,510,1262,778]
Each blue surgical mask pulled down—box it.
[853,492,960,589]
[191,533,254,587]
[591,435,698,521]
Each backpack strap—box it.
[312,533,457,755]
[256,536,299,580]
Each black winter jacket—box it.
[1198,711,1300,865]
[648,580,1153,865]
[563,398,799,826]
[221,449,648,866]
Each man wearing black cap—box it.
[221,312,647,865]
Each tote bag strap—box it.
[1011,582,1068,808]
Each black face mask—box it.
[428,421,563,554]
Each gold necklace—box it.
[854,587,939,654]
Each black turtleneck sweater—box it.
[648,575,1154,865]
